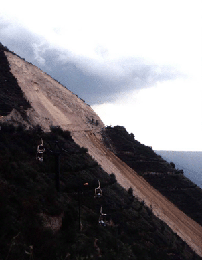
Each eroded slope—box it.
[4,51,104,132]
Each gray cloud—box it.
[0,22,42,62]
[0,21,182,105]
[39,50,181,104]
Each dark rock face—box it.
[0,43,31,116]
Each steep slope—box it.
[0,44,31,117]
[1,44,202,257]
[0,125,200,260]
[104,126,202,226]
[2,49,104,132]
[74,130,202,257]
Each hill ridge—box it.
[0,43,202,258]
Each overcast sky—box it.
[1,0,202,151]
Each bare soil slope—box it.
[4,51,104,132]
[3,50,202,256]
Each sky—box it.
[0,0,202,151]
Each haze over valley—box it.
[156,151,202,189]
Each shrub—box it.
[109,173,117,184]
[62,130,72,140]
[176,169,184,175]
[80,147,88,154]
[170,162,175,168]
[50,125,64,135]
[127,187,133,196]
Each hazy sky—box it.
[1,0,202,151]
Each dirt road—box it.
[73,131,202,257]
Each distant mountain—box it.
[156,151,202,189]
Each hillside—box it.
[156,150,202,189]
[0,43,104,132]
[0,123,200,260]
[0,42,202,258]
[104,126,202,227]
[0,43,31,117]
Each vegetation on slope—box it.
[0,43,31,117]
[0,124,200,260]
[103,126,202,227]
[1,41,201,259]
[0,123,200,260]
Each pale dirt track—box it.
[73,131,202,257]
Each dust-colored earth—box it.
[5,51,104,132]
[4,51,202,257]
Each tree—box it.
[170,162,175,168]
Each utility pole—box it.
[45,140,65,192]
[78,182,88,231]
[78,185,81,231]
[55,152,61,192]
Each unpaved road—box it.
[73,131,202,257]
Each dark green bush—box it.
[109,173,117,184]
[127,187,133,196]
